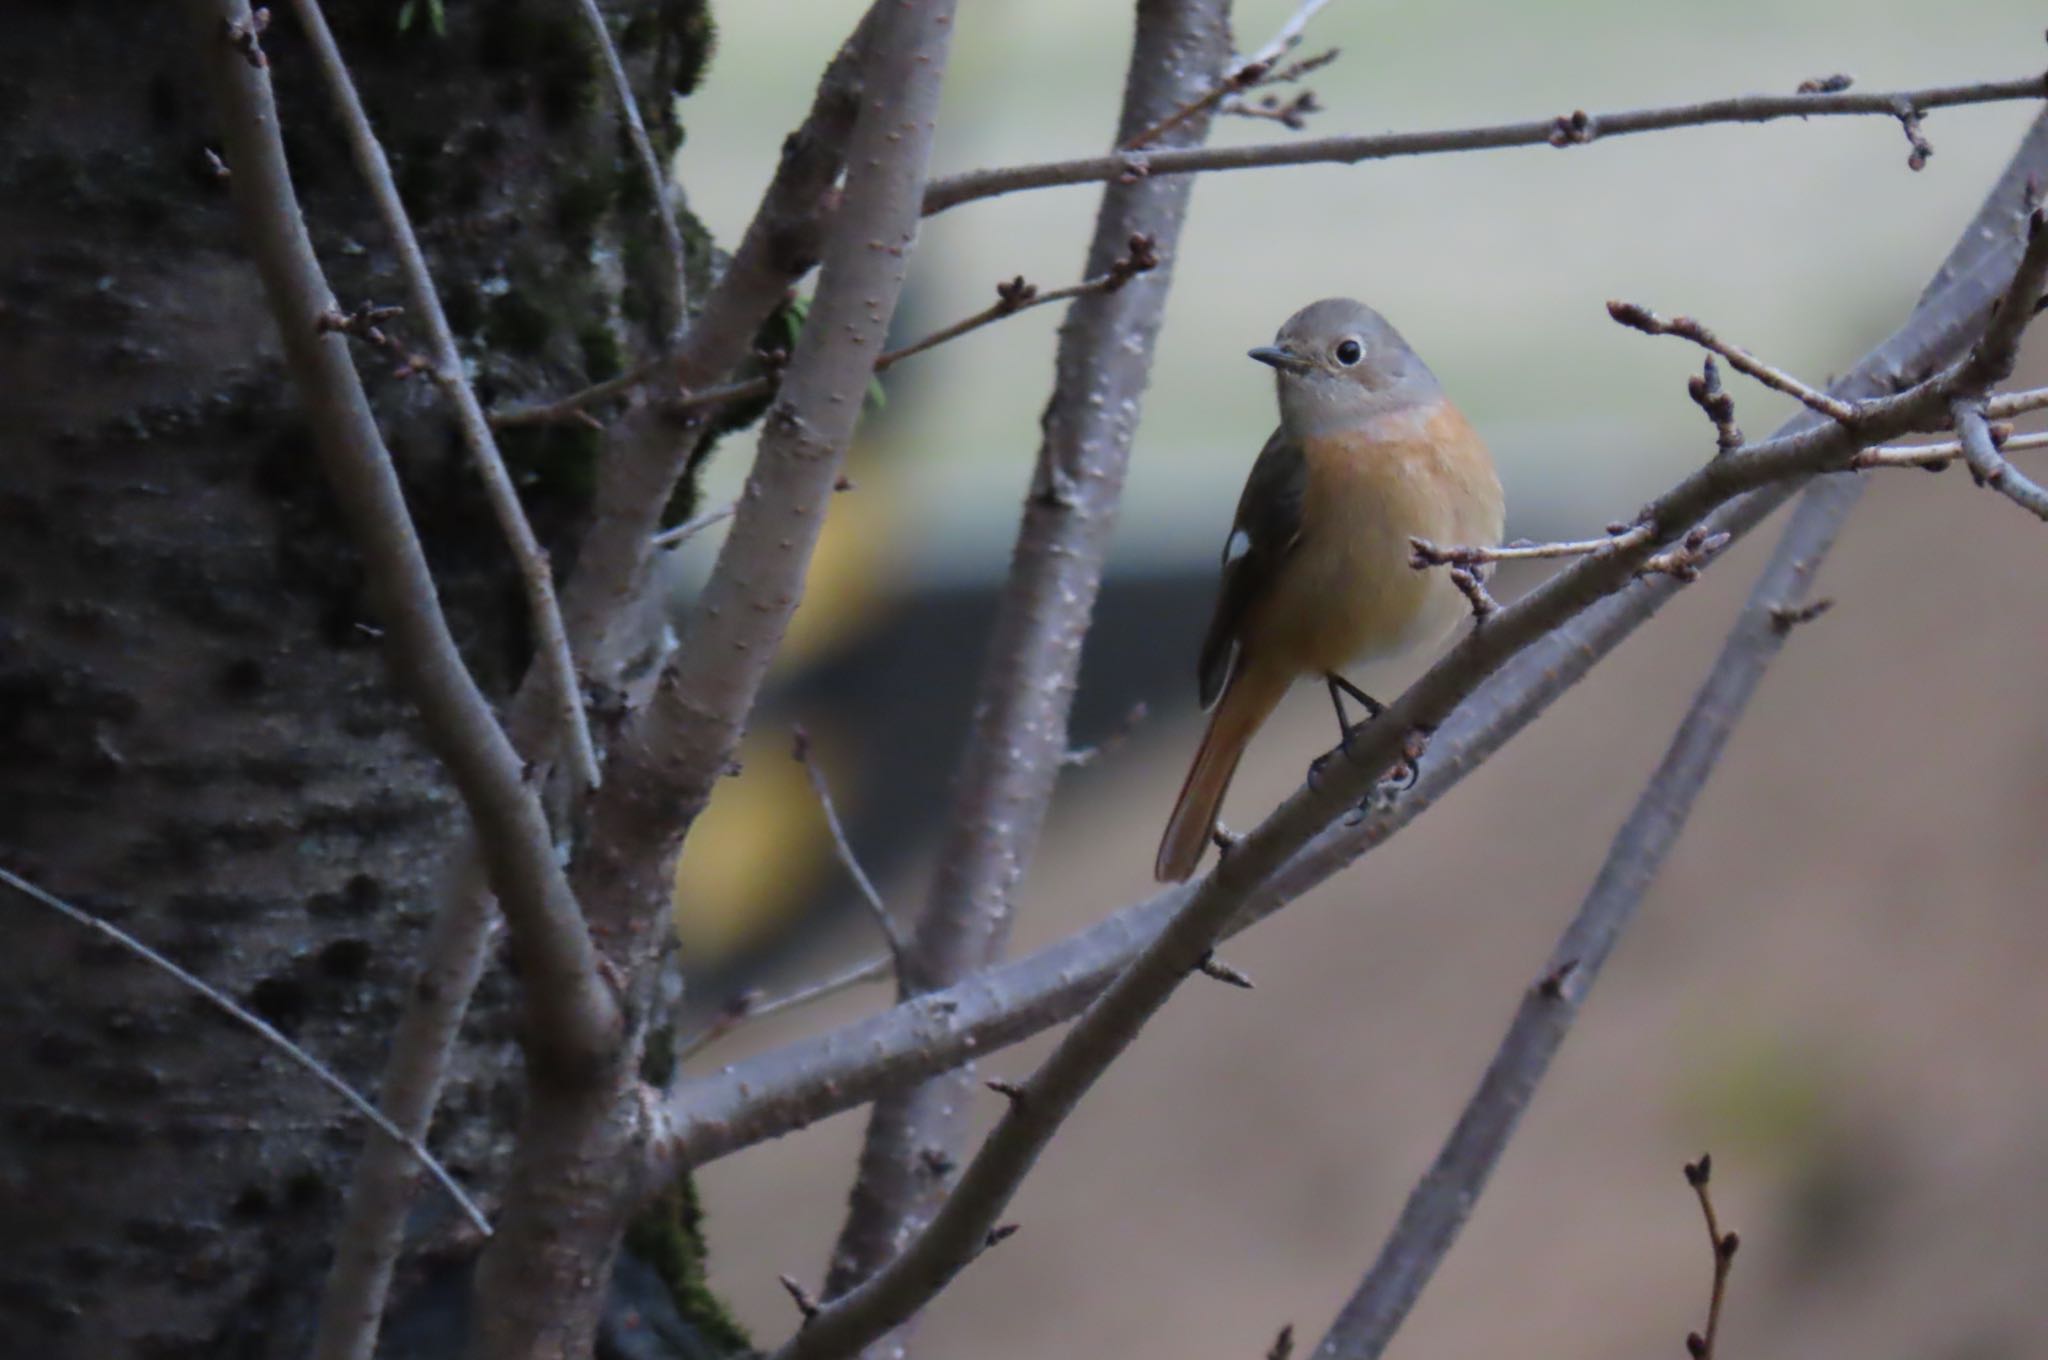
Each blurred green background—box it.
[661,6,2048,1360]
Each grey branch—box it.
[284,0,599,793]
[312,862,498,1360]
[570,0,690,340]
[1953,399,2048,518]
[794,726,910,972]
[0,864,488,1236]
[924,74,2048,215]
[191,0,616,1077]
[655,112,2048,1185]
[819,0,1231,1323]
[491,248,1162,431]
[468,4,959,1355]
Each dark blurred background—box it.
[661,5,2048,1357]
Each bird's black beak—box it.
[1248,344,1310,375]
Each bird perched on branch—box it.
[1155,298,1504,882]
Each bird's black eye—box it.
[1334,338,1364,366]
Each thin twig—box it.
[793,725,909,972]
[651,499,738,550]
[925,74,2048,215]
[0,864,489,1235]
[675,954,895,1063]
[492,246,1162,430]
[287,0,600,791]
[1411,526,1651,569]
[1607,302,1862,424]
[1853,425,2048,467]
[1951,398,2048,518]
[192,0,616,1079]
[817,1,1228,1318]
[1120,0,1331,150]
[1682,1155,1739,1360]
[570,0,689,340]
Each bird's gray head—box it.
[1249,297,1442,438]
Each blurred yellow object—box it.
[671,445,900,965]
[672,727,827,964]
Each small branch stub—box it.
[1194,951,1255,989]
[1267,1324,1296,1360]
[780,1274,821,1325]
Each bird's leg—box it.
[1311,673,1432,798]
[1309,673,1386,790]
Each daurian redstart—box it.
[1155,298,1504,882]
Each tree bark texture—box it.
[0,3,712,1355]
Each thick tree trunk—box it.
[0,3,709,1355]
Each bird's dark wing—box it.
[1196,426,1306,708]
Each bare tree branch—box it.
[0,864,488,1236]
[795,726,910,972]
[1606,302,1863,424]
[490,247,1160,431]
[820,0,1232,1323]
[1682,1156,1739,1360]
[677,954,896,1064]
[1119,0,1329,150]
[284,0,600,791]
[468,3,959,1354]
[312,862,498,1360]
[924,74,2047,215]
[570,0,690,340]
[191,0,617,1077]
[550,12,874,691]
[1953,398,2048,517]
[654,112,2048,1180]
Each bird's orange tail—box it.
[1154,662,1290,882]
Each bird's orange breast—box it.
[1247,401,1503,676]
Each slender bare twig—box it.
[819,1,1230,1320]
[311,865,498,1360]
[794,726,909,972]
[1951,398,2048,517]
[0,864,489,1235]
[676,954,896,1064]
[925,74,2048,215]
[492,247,1162,430]
[1119,0,1331,150]
[1607,302,1863,423]
[569,0,689,340]
[1985,383,2048,417]
[471,5,959,1354]
[192,0,616,1078]
[1854,425,2048,467]
[1682,1155,1740,1360]
[653,115,2048,1181]
[652,499,739,550]
[1411,526,1651,569]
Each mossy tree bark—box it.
[0,2,717,1355]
